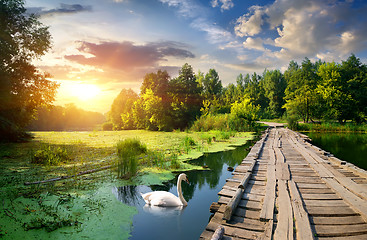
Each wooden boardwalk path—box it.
[200,126,367,240]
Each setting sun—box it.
[70,83,101,101]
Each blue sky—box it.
[26,0,367,113]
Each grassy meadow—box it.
[0,130,254,239]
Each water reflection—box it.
[305,132,367,170]
[143,204,185,217]
[113,139,256,240]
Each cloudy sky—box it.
[26,0,367,113]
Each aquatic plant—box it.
[116,138,147,178]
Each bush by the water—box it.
[30,145,71,165]
[116,138,147,178]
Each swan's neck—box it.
[177,177,187,206]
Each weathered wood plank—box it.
[224,188,244,221]
[305,206,358,217]
[260,164,276,221]
[274,180,293,240]
[310,215,366,225]
[303,199,348,207]
[288,180,315,240]
[322,177,367,220]
[219,196,261,211]
[300,193,342,200]
[206,221,261,239]
[314,224,367,237]
[211,212,265,232]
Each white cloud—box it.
[211,0,234,11]
[243,37,265,51]
[235,6,264,37]
[234,0,367,62]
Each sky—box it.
[25,0,367,113]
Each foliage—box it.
[190,114,230,132]
[0,0,58,141]
[108,89,138,130]
[30,145,71,165]
[102,122,113,131]
[229,98,260,131]
[116,138,147,178]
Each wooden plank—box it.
[218,204,260,220]
[268,148,276,165]
[257,220,273,240]
[211,212,265,232]
[303,199,348,207]
[321,163,367,200]
[314,224,367,237]
[260,164,276,221]
[323,177,367,220]
[296,183,329,189]
[318,234,367,240]
[288,180,315,240]
[310,215,366,225]
[276,163,290,180]
[224,188,244,221]
[305,206,358,217]
[300,193,341,200]
[219,196,261,211]
[274,180,293,240]
[206,220,261,239]
[274,147,285,163]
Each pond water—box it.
[113,143,253,240]
[305,132,367,170]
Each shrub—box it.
[116,138,147,178]
[31,145,71,165]
[287,115,299,130]
[181,136,197,154]
[102,122,113,131]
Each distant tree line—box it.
[27,104,105,131]
[108,54,367,131]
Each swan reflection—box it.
[142,204,185,217]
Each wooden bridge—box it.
[200,126,367,240]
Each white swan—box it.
[141,173,189,207]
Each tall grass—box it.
[116,138,147,179]
[30,144,71,165]
[297,122,367,132]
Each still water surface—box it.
[305,132,367,170]
[114,143,252,239]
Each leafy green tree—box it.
[262,69,286,118]
[340,54,367,122]
[0,0,58,141]
[202,68,222,98]
[169,63,202,129]
[108,89,138,130]
[283,58,323,122]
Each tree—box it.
[263,69,286,118]
[169,63,202,129]
[202,68,222,98]
[283,58,323,122]
[0,0,58,141]
[108,89,138,130]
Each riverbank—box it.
[0,130,255,239]
[296,122,367,133]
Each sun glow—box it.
[70,83,101,101]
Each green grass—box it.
[297,122,367,132]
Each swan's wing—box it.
[148,191,182,207]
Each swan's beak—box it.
[185,177,190,184]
